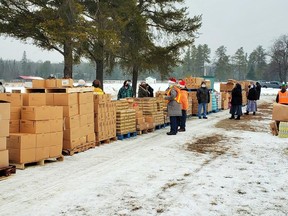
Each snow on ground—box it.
[0,92,287,216]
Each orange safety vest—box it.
[167,86,181,103]
[180,89,189,110]
[278,91,288,104]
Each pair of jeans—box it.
[198,103,207,118]
[169,116,178,134]
[179,110,187,129]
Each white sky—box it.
[0,0,288,63]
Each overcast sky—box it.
[0,0,288,63]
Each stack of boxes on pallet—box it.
[155,91,170,124]
[49,91,95,153]
[0,101,10,168]
[135,98,165,127]
[94,94,116,143]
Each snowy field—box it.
[0,85,287,216]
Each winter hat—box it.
[78,79,86,86]
[281,83,287,87]
[168,77,177,84]
[179,80,186,88]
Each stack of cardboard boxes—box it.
[0,101,10,169]
[49,92,95,151]
[114,100,136,135]
[7,93,64,164]
[94,94,116,142]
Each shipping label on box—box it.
[7,133,36,149]
[23,93,46,106]
[0,150,9,168]
[0,137,6,151]
[36,133,51,148]
[56,79,74,88]
[20,120,50,134]
[54,93,78,106]
[21,106,50,120]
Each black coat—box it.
[231,84,242,106]
[197,87,210,103]
[256,83,261,100]
[247,87,258,100]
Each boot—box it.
[245,111,249,115]
[253,112,256,115]
[229,115,235,119]
[235,115,240,120]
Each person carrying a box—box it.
[165,77,182,135]
[197,81,210,119]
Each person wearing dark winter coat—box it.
[255,82,261,100]
[196,81,210,119]
[138,82,149,98]
[117,80,134,100]
[147,84,154,97]
[229,83,243,120]
[245,84,258,115]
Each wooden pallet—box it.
[25,87,94,93]
[117,132,137,140]
[10,155,64,170]
[0,165,16,179]
[62,142,96,156]
[137,129,148,135]
[97,137,117,145]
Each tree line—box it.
[181,35,288,83]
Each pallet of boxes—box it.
[94,94,117,144]
[0,100,16,178]
[155,91,170,125]
[114,99,137,140]
[219,81,234,110]
[271,103,288,137]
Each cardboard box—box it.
[23,93,46,106]
[79,103,94,115]
[56,79,74,88]
[50,106,63,120]
[0,100,11,120]
[78,92,93,104]
[64,115,80,129]
[6,93,23,107]
[272,103,288,121]
[46,93,54,106]
[7,133,36,149]
[0,137,6,151]
[86,133,95,142]
[0,119,9,136]
[10,107,21,120]
[32,80,45,88]
[145,116,155,123]
[54,93,78,106]
[63,127,81,141]
[86,124,94,135]
[63,139,81,150]
[35,147,49,161]
[270,121,278,136]
[9,120,20,133]
[21,106,50,120]
[49,145,62,158]
[63,105,79,117]
[50,119,63,133]
[20,120,50,134]
[86,113,94,124]
[45,79,57,88]
[80,115,88,127]
[9,148,36,164]
[50,132,63,146]
[36,133,51,148]
[0,150,9,168]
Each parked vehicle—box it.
[257,81,281,88]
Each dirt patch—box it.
[186,134,229,155]
[215,102,272,132]
[161,182,178,192]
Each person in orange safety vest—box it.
[178,79,188,132]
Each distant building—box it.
[145,76,156,84]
